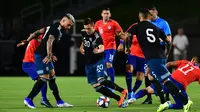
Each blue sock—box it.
[125,72,132,92]
[107,67,115,82]
[169,104,183,109]
[41,83,47,101]
[132,80,142,92]
[135,89,147,99]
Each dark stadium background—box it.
[0,0,200,76]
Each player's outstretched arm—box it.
[43,34,55,64]
[80,41,85,55]
[17,28,45,47]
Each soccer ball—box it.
[97,96,110,108]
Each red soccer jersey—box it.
[171,60,200,89]
[94,19,122,50]
[127,23,145,58]
[23,35,43,62]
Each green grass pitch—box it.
[0,76,199,112]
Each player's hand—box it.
[117,44,124,52]
[42,56,52,64]
[80,48,85,55]
[125,48,131,54]
[93,48,100,54]
[52,55,58,62]
[16,40,28,47]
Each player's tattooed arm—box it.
[17,28,45,47]
[27,28,45,42]
[80,41,85,55]
[46,35,55,57]
[165,61,178,68]
[43,35,55,64]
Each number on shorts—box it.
[109,54,114,62]
[97,64,104,73]
[146,28,156,43]
[178,64,194,75]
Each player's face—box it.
[62,17,73,30]
[101,10,111,21]
[149,9,157,20]
[84,24,94,35]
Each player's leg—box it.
[132,57,145,93]
[24,75,48,109]
[148,58,191,112]
[104,49,116,82]
[48,63,73,108]
[23,55,50,109]
[125,54,135,99]
[22,62,50,107]
[97,59,128,107]
[142,67,153,104]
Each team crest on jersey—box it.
[108,26,112,30]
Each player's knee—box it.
[49,69,55,77]
[40,74,49,80]
[106,62,112,68]
[148,74,154,81]
[145,86,154,94]
[93,84,102,92]
[49,75,56,81]
[136,72,144,80]
[38,77,49,82]
[97,77,105,85]
[126,65,133,73]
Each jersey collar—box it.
[151,17,160,22]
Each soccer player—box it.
[129,56,199,111]
[123,8,192,112]
[142,6,172,104]
[80,18,128,107]
[23,13,75,109]
[94,8,124,83]
[18,34,53,108]
[125,23,146,101]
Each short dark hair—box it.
[83,18,94,26]
[139,8,150,19]
[102,8,110,11]
[148,5,157,10]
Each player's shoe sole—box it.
[24,100,36,109]
[57,103,73,108]
[184,100,193,112]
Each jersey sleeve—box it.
[126,24,137,36]
[162,21,171,36]
[48,24,59,38]
[81,29,87,40]
[95,32,103,45]
[94,22,99,32]
[113,21,123,32]
[158,28,167,40]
